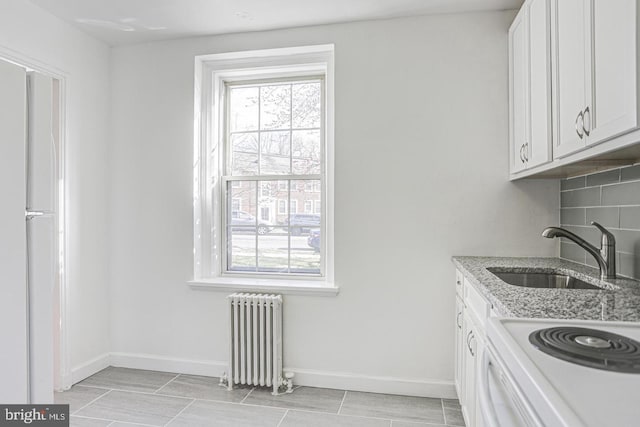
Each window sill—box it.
[188,277,339,296]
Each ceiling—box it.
[29,0,523,46]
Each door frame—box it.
[0,46,71,391]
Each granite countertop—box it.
[452,256,640,322]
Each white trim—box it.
[188,278,339,296]
[71,353,110,384]
[193,44,335,287]
[289,368,457,399]
[197,45,336,63]
[110,353,226,378]
[99,352,454,398]
[0,45,71,392]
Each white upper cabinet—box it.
[552,0,589,158]
[588,0,638,144]
[509,0,552,175]
[552,0,638,159]
[527,0,553,168]
[509,8,529,173]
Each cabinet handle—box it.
[575,111,584,139]
[583,106,591,136]
[524,142,529,162]
[456,312,462,329]
[519,144,525,163]
[467,331,475,357]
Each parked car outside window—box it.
[231,210,273,235]
[283,213,320,235]
[307,230,320,252]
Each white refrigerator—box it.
[0,59,56,404]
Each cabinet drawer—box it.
[464,278,490,330]
[455,270,464,296]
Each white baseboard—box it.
[287,367,457,399]
[106,352,455,398]
[110,352,227,378]
[71,353,110,385]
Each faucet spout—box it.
[542,222,616,280]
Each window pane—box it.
[231,133,258,153]
[292,130,321,175]
[231,152,258,176]
[292,82,321,128]
[290,231,320,274]
[260,131,291,175]
[228,229,256,271]
[289,180,321,236]
[260,85,291,130]
[230,87,258,132]
[260,131,290,155]
[227,181,257,271]
[258,234,289,273]
[231,133,259,176]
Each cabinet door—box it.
[454,296,464,400]
[462,311,478,426]
[553,0,589,158]
[527,0,552,168]
[473,335,486,427]
[587,0,638,145]
[509,8,529,173]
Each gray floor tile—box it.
[392,423,445,427]
[79,367,177,393]
[340,392,444,424]
[110,423,155,427]
[167,399,285,427]
[444,406,465,426]
[157,374,252,402]
[69,416,112,427]
[55,385,110,414]
[281,410,389,427]
[442,399,461,409]
[75,390,191,426]
[243,386,345,413]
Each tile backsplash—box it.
[560,163,640,280]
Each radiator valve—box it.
[284,372,295,393]
[219,372,228,388]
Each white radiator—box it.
[224,293,292,395]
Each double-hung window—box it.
[223,78,323,274]
[192,45,335,293]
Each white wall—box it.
[0,0,111,384]
[109,11,559,395]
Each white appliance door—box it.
[478,347,542,427]
[0,59,29,403]
[26,71,55,403]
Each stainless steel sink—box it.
[487,268,600,290]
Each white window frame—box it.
[191,45,337,295]
[304,200,313,213]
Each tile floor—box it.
[55,367,465,427]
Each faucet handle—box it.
[591,221,616,245]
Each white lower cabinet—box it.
[454,295,464,399]
[455,270,490,427]
[462,311,477,425]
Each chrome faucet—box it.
[542,221,616,280]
